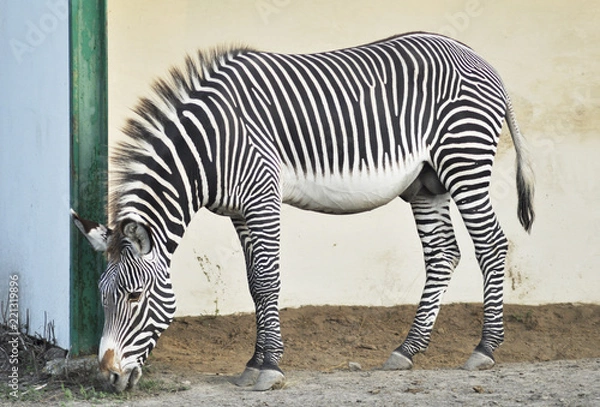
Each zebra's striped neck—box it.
[108,48,251,258]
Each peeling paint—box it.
[195,252,225,316]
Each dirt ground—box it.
[17,303,599,406]
[150,303,600,375]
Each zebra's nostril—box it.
[109,371,120,385]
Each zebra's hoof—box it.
[463,351,495,371]
[234,367,260,387]
[252,369,285,391]
[381,351,413,370]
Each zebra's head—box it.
[72,211,176,392]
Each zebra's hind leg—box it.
[231,213,286,391]
[454,193,508,370]
[383,193,460,370]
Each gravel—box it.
[50,358,600,407]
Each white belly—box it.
[281,161,424,214]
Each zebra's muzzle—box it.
[99,348,142,392]
[102,365,142,393]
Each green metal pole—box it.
[70,0,107,356]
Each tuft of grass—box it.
[77,384,111,401]
[61,383,73,401]
[137,376,192,394]
[0,321,191,403]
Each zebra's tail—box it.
[505,95,535,233]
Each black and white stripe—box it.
[100,32,534,390]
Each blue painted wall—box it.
[0,0,70,348]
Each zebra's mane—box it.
[108,45,253,242]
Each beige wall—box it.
[108,0,600,316]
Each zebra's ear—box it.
[121,221,152,256]
[71,209,111,252]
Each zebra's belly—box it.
[281,164,423,214]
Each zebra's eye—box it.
[128,291,143,303]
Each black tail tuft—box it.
[516,163,535,233]
[506,96,535,233]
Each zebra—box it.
[72,31,534,392]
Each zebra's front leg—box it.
[235,295,284,389]
[383,193,461,370]
[231,214,286,391]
